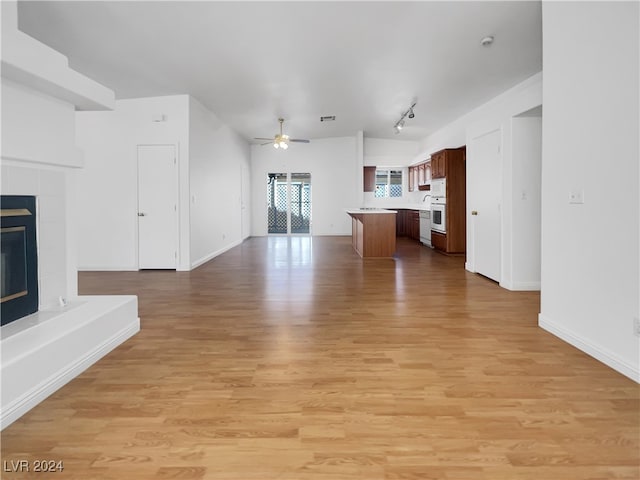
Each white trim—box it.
[77,265,138,272]
[539,313,640,383]
[1,319,139,430]
[191,239,243,270]
[508,281,541,291]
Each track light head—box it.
[393,102,417,134]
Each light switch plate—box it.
[569,190,584,204]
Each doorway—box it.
[267,172,311,235]
[469,129,501,282]
[137,145,177,269]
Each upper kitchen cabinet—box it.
[408,160,431,191]
[363,166,376,192]
[431,147,465,179]
[418,162,431,190]
[431,151,445,179]
[408,166,416,192]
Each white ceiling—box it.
[17,1,542,143]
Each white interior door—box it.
[137,145,177,269]
[471,130,501,281]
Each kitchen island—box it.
[346,209,397,258]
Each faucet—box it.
[422,193,431,202]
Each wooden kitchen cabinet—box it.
[347,211,397,258]
[417,164,425,185]
[395,209,406,236]
[429,146,466,254]
[408,167,416,192]
[431,151,445,179]
[408,160,431,191]
[410,210,420,241]
[430,147,465,180]
[363,167,376,192]
[395,209,420,242]
[431,231,447,251]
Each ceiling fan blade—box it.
[290,139,311,143]
[254,137,274,141]
[260,142,272,146]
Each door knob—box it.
[138,212,146,217]
[471,211,478,216]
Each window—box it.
[374,169,403,198]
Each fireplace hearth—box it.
[1,196,39,326]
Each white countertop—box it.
[358,204,430,211]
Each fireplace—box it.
[1,196,39,326]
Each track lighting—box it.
[393,102,417,134]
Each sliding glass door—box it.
[290,173,311,234]
[267,172,311,234]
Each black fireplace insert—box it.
[1,195,39,326]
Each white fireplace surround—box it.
[1,154,140,433]
[1,2,139,429]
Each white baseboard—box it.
[191,239,242,270]
[507,281,541,291]
[539,313,639,383]
[77,265,138,271]
[465,262,475,272]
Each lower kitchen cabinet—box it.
[395,209,421,242]
[431,231,447,252]
[410,210,420,241]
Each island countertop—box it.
[345,208,398,214]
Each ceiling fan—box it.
[254,118,310,149]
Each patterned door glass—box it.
[267,173,288,233]
[290,173,311,234]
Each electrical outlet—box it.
[634,318,640,338]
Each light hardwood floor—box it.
[2,236,638,479]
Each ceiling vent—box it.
[320,116,336,122]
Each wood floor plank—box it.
[1,236,638,479]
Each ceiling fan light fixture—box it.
[255,118,310,149]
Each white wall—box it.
[188,97,250,268]
[251,137,359,236]
[364,137,420,166]
[75,96,190,270]
[511,113,541,289]
[1,80,82,168]
[539,2,639,382]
